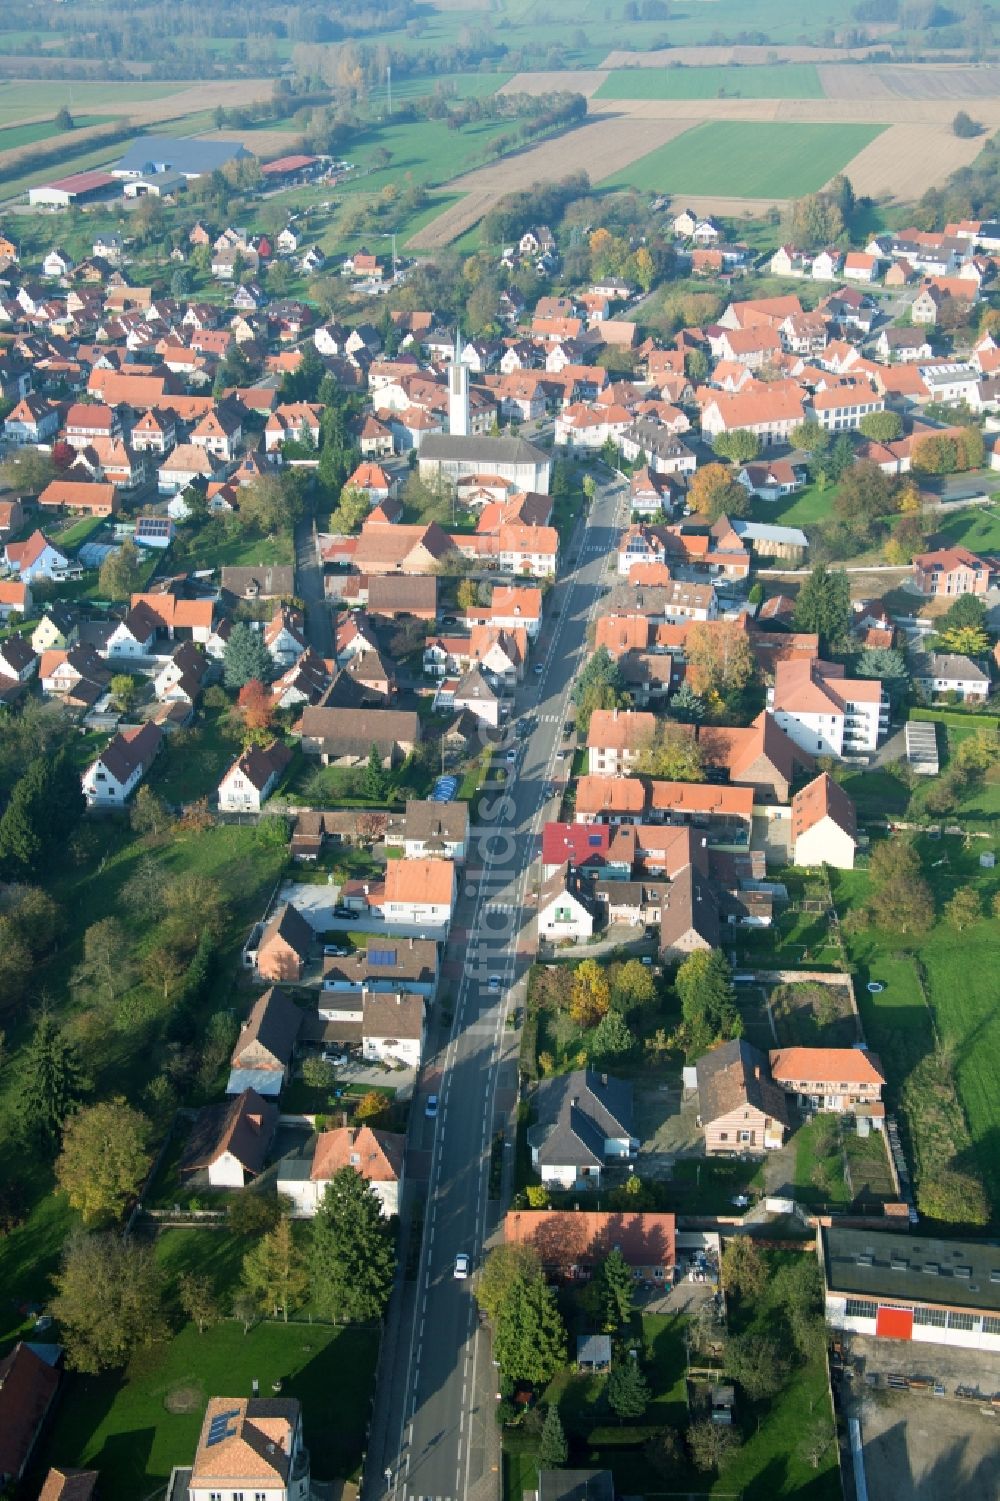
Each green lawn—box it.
[929,503,1000,554]
[601,120,886,199]
[176,520,295,572]
[0,114,107,151]
[35,1320,379,1491]
[147,713,244,806]
[748,481,831,528]
[595,64,823,100]
[0,80,184,126]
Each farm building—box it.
[820,1225,1000,1353]
[113,135,252,181]
[28,169,117,208]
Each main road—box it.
[366,470,627,1501]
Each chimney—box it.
[342,1110,349,1127]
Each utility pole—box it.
[386,65,392,117]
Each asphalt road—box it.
[371,474,627,1501]
[294,515,334,655]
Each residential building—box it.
[699,710,814,803]
[278,1124,405,1217]
[769,657,889,758]
[586,709,656,775]
[4,531,70,581]
[180,1088,277,1189]
[911,651,991,703]
[227,986,302,1097]
[256,902,313,983]
[169,1393,309,1501]
[790,772,858,868]
[217,740,293,813]
[384,799,469,861]
[528,1069,636,1190]
[0,1342,62,1486]
[536,862,596,942]
[297,706,420,766]
[362,989,425,1067]
[659,862,720,960]
[819,1225,1000,1352]
[504,1210,676,1283]
[769,1046,885,1114]
[82,722,162,806]
[696,1038,790,1154]
[37,1467,98,1501]
[912,545,997,597]
[381,857,456,929]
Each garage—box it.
[876,1305,913,1340]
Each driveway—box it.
[294,516,333,655]
[276,880,449,941]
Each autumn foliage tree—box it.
[237,679,276,746]
[688,462,749,522]
[569,959,611,1028]
[685,621,755,707]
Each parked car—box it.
[322,1050,348,1067]
[425,1094,439,1118]
[454,1253,470,1279]
[332,905,359,919]
[323,945,348,957]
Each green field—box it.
[595,64,824,100]
[930,502,1000,554]
[36,1320,378,1492]
[602,120,886,199]
[0,114,107,151]
[0,80,185,126]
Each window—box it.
[738,1129,752,1143]
[718,1132,728,1141]
[845,1298,877,1319]
[983,1316,1000,1335]
[947,1310,976,1332]
[913,1306,947,1328]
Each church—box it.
[417,333,552,495]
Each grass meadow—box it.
[595,64,824,100]
[601,120,886,198]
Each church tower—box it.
[448,327,470,437]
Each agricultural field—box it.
[0,115,107,152]
[594,63,824,100]
[600,120,887,198]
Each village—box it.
[0,89,999,1501]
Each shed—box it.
[710,1384,735,1425]
[576,1333,612,1372]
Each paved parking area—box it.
[635,1079,702,1177]
[843,1335,1000,1501]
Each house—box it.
[255,902,312,983]
[537,862,596,942]
[4,531,70,581]
[736,457,805,501]
[218,740,292,813]
[587,709,656,775]
[0,1342,62,1486]
[82,721,162,806]
[363,989,425,1068]
[911,285,943,325]
[769,657,889,758]
[769,1046,884,1114]
[0,580,31,623]
[649,781,754,848]
[488,583,543,639]
[573,777,648,825]
[278,1124,405,1218]
[169,1393,309,1501]
[384,799,469,861]
[153,640,209,705]
[696,1038,789,1154]
[0,499,25,541]
[227,986,302,1097]
[265,401,323,452]
[911,651,991,703]
[381,857,456,929]
[297,706,420,766]
[875,327,932,363]
[37,1467,98,1501]
[31,605,77,655]
[912,545,997,598]
[264,605,307,667]
[320,936,438,998]
[537,1473,615,1501]
[4,394,59,445]
[528,1068,635,1190]
[190,405,242,461]
[504,1209,677,1284]
[105,600,160,658]
[0,636,38,684]
[366,576,439,621]
[791,772,858,869]
[157,443,218,493]
[659,862,720,960]
[819,1224,1000,1353]
[220,565,296,601]
[699,710,814,803]
[181,1087,277,1188]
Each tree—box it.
[675,950,741,1058]
[571,647,627,733]
[310,1167,396,1322]
[790,420,829,458]
[713,430,760,465]
[355,1089,389,1124]
[237,678,276,745]
[592,1008,634,1059]
[0,446,54,495]
[866,838,933,933]
[940,594,987,633]
[493,1269,567,1385]
[51,1232,167,1373]
[608,1359,651,1420]
[953,109,982,137]
[0,750,85,878]
[858,647,909,706]
[241,1217,308,1322]
[71,917,135,1011]
[945,886,981,929]
[330,483,370,534]
[793,562,851,651]
[721,1235,767,1297]
[239,472,307,533]
[570,959,611,1028]
[939,624,991,656]
[669,680,705,723]
[477,1242,542,1323]
[611,958,657,1012]
[55,105,74,130]
[726,1332,789,1399]
[131,784,172,837]
[363,743,390,801]
[538,1403,569,1466]
[685,621,755,704]
[224,622,272,689]
[688,1420,740,1472]
[858,410,903,442]
[99,538,143,601]
[688,462,749,522]
[644,1429,681,1479]
[55,1100,150,1225]
[833,460,894,544]
[179,1271,221,1334]
[301,1055,335,1091]
[17,1012,87,1149]
[911,434,958,476]
[456,577,477,611]
[594,1248,634,1329]
[685,349,709,384]
[109,673,138,711]
[636,721,704,782]
[228,1191,284,1237]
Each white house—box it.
[380,858,456,929]
[790,772,858,870]
[528,1069,636,1191]
[362,989,425,1069]
[3,530,69,581]
[177,1392,309,1501]
[104,602,160,659]
[82,721,162,806]
[3,395,59,446]
[217,740,293,813]
[278,1124,405,1219]
[911,651,991,703]
[537,863,595,942]
[769,657,889,759]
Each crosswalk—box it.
[484,901,516,914]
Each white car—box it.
[454,1253,470,1279]
[488,975,501,992]
[425,1094,439,1118]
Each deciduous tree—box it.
[55,1100,150,1225]
[685,621,755,704]
[688,462,749,522]
[866,838,933,933]
[52,1232,167,1373]
[237,678,276,745]
[636,721,704,782]
[945,886,981,929]
[726,1332,789,1399]
[571,647,628,734]
[241,1217,308,1322]
[721,1235,767,1297]
[858,410,902,442]
[477,1243,542,1323]
[570,959,612,1028]
[713,430,760,465]
[178,1271,221,1334]
[99,538,143,601]
[688,1420,740,1472]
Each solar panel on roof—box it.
[587,834,602,846]
[369,948,396,967]
[206,1409,241,1446]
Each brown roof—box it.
[659,862,719,951]
[586,709,656,751]
[298,706,419,758]
[310,1123,405,1184]
[181,1088,277,1176]
[769,1047,884,1089]
[697,1038,790,1127]
[791,771,857,841]
[353,520,455,571]
[260,902,313,961]
[367,575,438,613]
[191,1396,298,1485]
[322,936,437,986]
[93,721,161,785]
[232,986,302,1071]
[364,989,425,1042]
[220,565,295,598]
[699,709,811,789]
[37,1468,98,1501]
[222,739,292,794]
[0,1343,61,1479]
[504,1210,676,1271]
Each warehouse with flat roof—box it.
[113,135,252,180]
[820,1225,1000,1352]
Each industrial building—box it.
[28,169,117,208]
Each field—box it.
[0,114,107,151]
[819,62,1000,100]
[36,1321,379,1492]
[600,119,887,198]
[931,503,1000,554]
[0,78,272,128]
[834,121,993,200]
[594,64,824,100]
